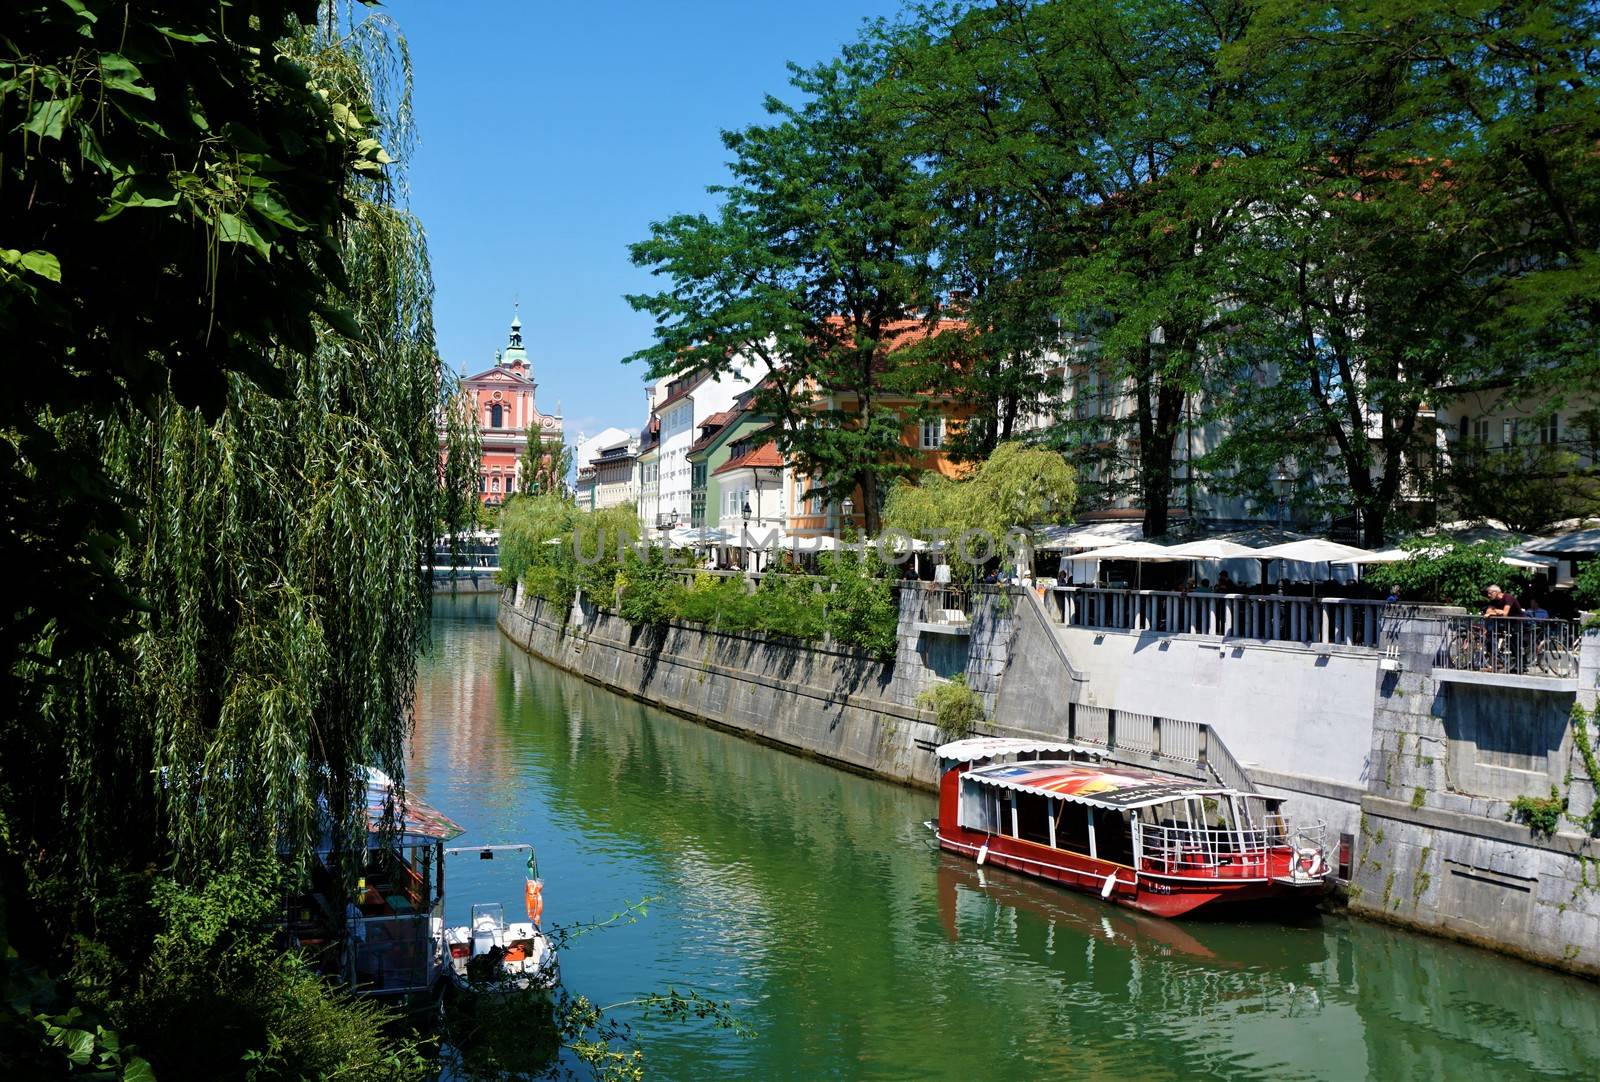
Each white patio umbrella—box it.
[1254,539,1370,563]
[1073,540,1186,589]
[1254,538,1370,593]
[1161,539,1261,560]
[1073,541,1188,561]
[675,526,735,547]
[1330,547,1409,565]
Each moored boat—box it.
[933,738,1332,918]
[443,843,559,994]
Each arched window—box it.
[491,476,501,492]
[490,403,504,428]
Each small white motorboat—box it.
[443,843,559,994]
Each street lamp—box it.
[841,497,854,533]
[741,501,753,572]
[1270,469,1294,529]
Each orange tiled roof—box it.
[714,440,784,476]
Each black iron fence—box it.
[1436,616,1580,678]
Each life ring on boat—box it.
[1295,848,1324,878]
[525,879,544,926]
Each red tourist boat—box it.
[933,738,1333,918]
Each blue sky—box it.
[385,0,905,445]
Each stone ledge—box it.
[1431,667,1579,692]
[1363,794,1600,857]
[1249,767,1367,805]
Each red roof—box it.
[687,411,738,455]
[714,440,784,476]
[820,315,967,349]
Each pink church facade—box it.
[450,311,563,506]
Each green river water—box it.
[412,595,1600,1081]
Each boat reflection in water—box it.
[935,851,1329,972]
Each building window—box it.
[491,476,501,492]
[1539,414,1559,446]
[1456,416,1468,441]
[809,492,823,516]
[477,474,486,493]
[921,416,945,450]
[490,403,503,428]
[1473,418,1490,445]
[505,476,515,495]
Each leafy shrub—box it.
[60,856,432,1081]
[918,676,985,743]
[1508,787,1566,838]
[1364,539,1528,607]
[819,552,899,658]
[617,547,681,625]
[1575,559,1600,611]
[749,573,828,640]
[676,573,756,629]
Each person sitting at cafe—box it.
[1523,596,1549,619]
[1216,570,1235,592]
[1482,584,1522,618]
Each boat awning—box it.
[362,770,464,842]
[964,761,1229,811]
[935,737,1104,763]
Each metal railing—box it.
[1135,819,1327,880]
[1066,704,1258,793]
[910,585,970,626]
[1435,616,1580,678]
[1051,586,1388,648]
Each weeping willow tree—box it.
[23,5,445,896]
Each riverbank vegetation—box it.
[500,498,902,657]
[628,0,1600,545]
[1,3,474,1075]
[918,676,985,744]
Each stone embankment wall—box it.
[1348,619,1600,978]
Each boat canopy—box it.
[359,768,464,844]
[935,737,1104,763]
[964,760,1229,811]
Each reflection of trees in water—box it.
[1352,921,1600,1078]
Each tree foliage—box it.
[1363,540,1528,608]
[0,0,398,714]
[628,44,940,532]
[2,3,446,1075]
[883,441,1077,551]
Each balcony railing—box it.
[1435,616,1580,679]
[1050,586,1388,648]
[908,586,971,633]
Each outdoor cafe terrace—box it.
[638,519,1594,683]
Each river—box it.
[411,595,1600,1081]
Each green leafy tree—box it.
[521,436,574,498]
[2,3,447,1075]
[877,0,1264,536]
[0,0,397,715]
[1364,541,1527,608]
[629,44,939,533]
[1443,439,1600,536]
[884,441,1077,566]
[1203,0,1600,543]
[440,381,484,554]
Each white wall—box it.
[1062,627,1378,791]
